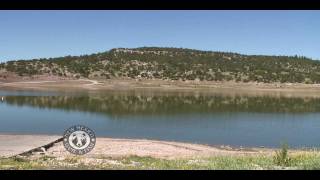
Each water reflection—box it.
[2,91,320,116]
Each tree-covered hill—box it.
[1,47,320,83]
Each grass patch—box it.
[1,151,320,170]
[0,157,43,170]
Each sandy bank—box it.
[43,137,275,160]
[1,79,320,97]
[0,134,314,160]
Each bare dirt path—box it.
[80,79,103,90]
[81,79,102,86]
[0,79,97,86]
[4,81,58,84]
[0,79,103,91]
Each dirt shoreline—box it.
[1,79,320,96]
[2,135,319,170]
[0,134,315,160]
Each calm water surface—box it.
[0,89,320,148]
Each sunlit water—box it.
[0,89,320,148]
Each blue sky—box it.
[0,10,319,62]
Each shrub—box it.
[273,143,292,166]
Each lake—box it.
[0,89,320,148]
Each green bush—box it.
[273,143,292,166]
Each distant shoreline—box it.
[1,78,320,97]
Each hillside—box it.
[1,47,320,83]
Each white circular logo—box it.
[63,125,96,155]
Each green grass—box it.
[0,157,43,170]
[1,152,320,170]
